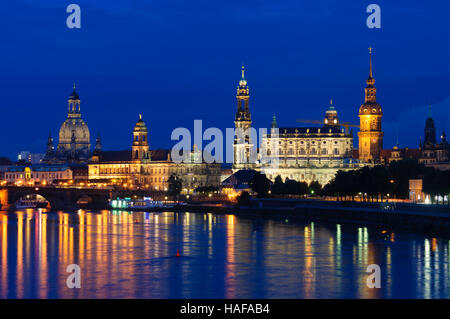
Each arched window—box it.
[334,148,339,155]
[135,150,139,158]
[311,148,317,155]
[300,148,306,155]
[322,148,327,155]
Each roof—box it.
[96,150,132,162]
[7,165,71,172]
[95,149,171,163]
[267,126,347,137]
[151,149,171,161]
[222,169,258,186]
[69,88,79,100]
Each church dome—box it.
[59,118,90,145]
[54,85,92,162]
[134,114,148,132]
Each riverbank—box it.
[234,198,450,233]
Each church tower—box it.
[324,99,339,127]
[233,65,254,169]
[358,48,383,163]
[132,114,150,161]
[424,106,436,146]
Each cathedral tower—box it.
[233,65,254,169]
[424,106,436,146]
[324,99,339,127]
[358,48,383,163]
[132,114,150,161]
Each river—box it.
[0,209,449,298]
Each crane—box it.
[296,119,360,135]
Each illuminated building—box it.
[4,165,73,185]
[231,67,364,186]
[233,65,255,170]
[88,115,221,190]
[418,108,450,170]
[43,84,92,164]
[358,48,383,163]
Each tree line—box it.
[239,160,450,204]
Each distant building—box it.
[358,48,384,163]
[232,66,365,187]
[43,84,92,164]
[17,152,45,164]
[222,169,258,196]
[418,108,450,170]
[88,115,221,191]
[409,179,424,203]
[380,146,420,164]
[4,165,73,185]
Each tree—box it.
[167,174,182,197]
[271,175,284,195]
[237,191,251,206]
[309,181,322,196]
[249,172,271,198]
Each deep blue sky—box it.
[1,0,449,159]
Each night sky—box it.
[1,0,449,159]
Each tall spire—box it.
[94,132,102,153]
[428,105,432,118]
[271,114,278,128]
[369,47,373,78]
[239,65,248,88]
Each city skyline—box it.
[0,0,449,159]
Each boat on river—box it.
[109,197,178,210]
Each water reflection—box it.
[1,209,450,298]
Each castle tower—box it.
[94,132,102,154]
[324,99,339,127]
[43,132,55,161]
[358,48,383,163]
[132,114,150,161]
[424,106,436,146]
[233,65,254,169]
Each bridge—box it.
[0,186,171,210]
[0,186,114,210]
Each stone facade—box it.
[358,48,383,163]
[418,110,450,170]
[88,116,221,191]
[232,66,365,187]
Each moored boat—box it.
[109,197,178,210]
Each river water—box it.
[0,209,449,298]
